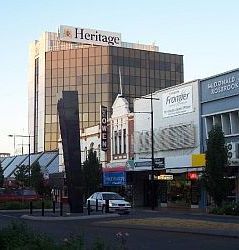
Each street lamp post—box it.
[8,134,16,156]
[150,93,155,210]
[8,134,33,187]
[28,135,31,187]
[134,94,159,210]
[117,93,159,210]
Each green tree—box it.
[82,149,102,197]
[202,125,230,207]
[31,161,45,195]
[14,165,29,187]
[0,161,4,187]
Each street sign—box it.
[135,158,165,169]
[154,158,165,168]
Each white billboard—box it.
[162,85,193,118]
[59,25,121,47]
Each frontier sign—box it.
[59,25,121,47]
[162,85,193,118]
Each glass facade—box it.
[44,46,183,151]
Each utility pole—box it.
[150,92,155,210]
[28,135,31,187]
[132,93,159,210]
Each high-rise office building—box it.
[28,25,184,152]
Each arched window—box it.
[90,142,94,149]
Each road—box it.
[0,209,239,250]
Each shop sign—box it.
[135,158,165,169]
[103,172,126,186]
[162,85,193,117]
[157,174,173,181]
[59,25,121,47]
[192,154,206,167]
[101,106,107,151]
[187,172,199,180]
[201,70,239,102]
[155,158,165,168]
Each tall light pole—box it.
[150,92,155,210]
[28,135,31,187]
[8,134,33,187]
[8,134,16,156]
[134,94,159,210]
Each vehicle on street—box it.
[86,192,131,214]
[0,188,39,202]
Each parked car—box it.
[15,189,40,201]
[86,192,131,214]
[0,188,39,202]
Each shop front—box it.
[165,172,201,208]
[200,69,239,203]
[148,170,201,208]
[102,161,134,201]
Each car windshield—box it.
[102,193,124,200]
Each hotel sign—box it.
[59,25,121,47]
[101,106,108,151]
[162,85,193,118]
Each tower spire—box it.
[119,67,123,96]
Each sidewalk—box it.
[21,213,120,221]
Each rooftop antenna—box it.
[119,67,123,97]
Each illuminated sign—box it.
[156,175,173,181]
[187,172,199,180]
[101,106,107,151]
[59,25,121,47]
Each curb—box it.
[0,209,58,213]
[21,213,120,221]
[0,208,60,213]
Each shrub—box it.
[0,222,55,250]
[0,200,52,210]
[0,222,122,249]
[209,202,239,216]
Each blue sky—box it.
[0,0,238,154]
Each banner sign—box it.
[101,106,108,151]
[162,85,193,117]
[59,25,121,47]
[103,172,126,186]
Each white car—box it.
[86,192,131,214]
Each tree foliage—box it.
[202,125,230,207]
[82,149,102,197]
[14,162,48,195]
[30,161,45,195]
[0,162,4,187]
[14,165,29,187]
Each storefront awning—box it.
[103,160,134,172]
